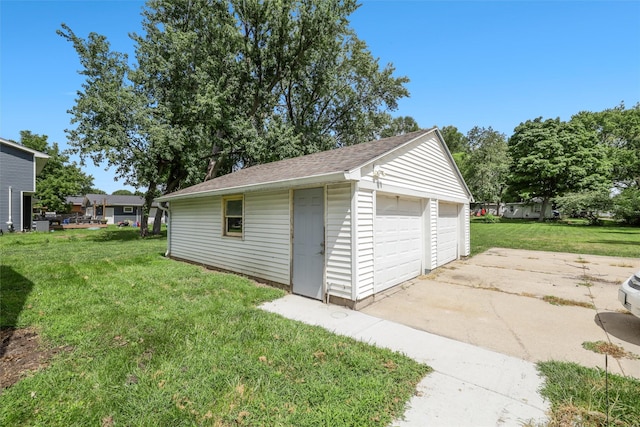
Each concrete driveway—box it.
[361,248,640,378]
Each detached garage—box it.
[157,128,473,308]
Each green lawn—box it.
[471,219,640,258]
[0,228,428,426]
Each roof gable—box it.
[159,129,441,201]
[1,137,50,175]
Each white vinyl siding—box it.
[425,198,438,271]
[462,203,471,257]
[170,190,290,285]
[361,134,468,202]
[355,188,375,300]
[326,183,352,300]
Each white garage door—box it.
[437,202,459,266]
[375,195,422,293]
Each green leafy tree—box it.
[440,125,469,154]
[572,102,640,189]
[612,187,640,225]
[87,188,107,194]
[554,191,613,225]
[18,131,93,213]
[508,117,610,221]
[59,0,409,237]
[464,127,510,214]
[379,116,420,138]
[112,189,134,195]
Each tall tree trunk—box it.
[539,197,550,222]
[152,208,163,235]
[204,143,222,181]
[140,181,157,237]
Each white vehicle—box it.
[619,270,640,319]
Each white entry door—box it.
[437,202,459,266]
[105,207,115,224]
[375,195,422,293]
[292,188,324,300]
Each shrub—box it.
[612,188,640,225]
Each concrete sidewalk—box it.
[260,295,549,426]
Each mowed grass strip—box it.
[471,219,640,258]
[0,228,429,426]
[538,361,640,426]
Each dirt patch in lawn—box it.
[0,327,72,392]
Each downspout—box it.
[158,201,170,257]
[6,186,13,231]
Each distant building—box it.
[65,194,164,225]
[0,137,49,232]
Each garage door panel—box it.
[437,203,458,266]
[375,196,422,293]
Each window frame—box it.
[222,195,244,238]
[123,206,134,213]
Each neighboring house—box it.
[502,200,554,219]
[81,194,163,225]
[158,128,473,308]
[0,137,49,232]
[65,196,85,214]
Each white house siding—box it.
[462,203,471,256]
[361,134,468,202]
[424,198,438,271]
[355,188,375,300]
[325,183,353,300]
[169,190,291,285]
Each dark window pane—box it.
[226,199,243,216]
[227,217,242,233]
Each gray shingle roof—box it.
[84,194,146,206]
[160,128,436,200]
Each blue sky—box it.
[2,0,639,194]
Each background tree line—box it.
[441,102,640,225]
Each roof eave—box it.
[157,171,350,202]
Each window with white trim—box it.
[123,206,134,213]
[223,196,243,237]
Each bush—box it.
[554,191,612,225]
[479,213,500,223]
[612,188,640,225]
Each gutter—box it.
[156,171,350,202]
[157,201,171,257]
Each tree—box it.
[112,189,134,195]
[508,118,610,221]
[60,0,409,237]
[554,191,613,225]
[379,116,419,138]
[463,127,510,214]
[18,131,93,213]
[88,188,107,194]
[440,125,469,154]
[571,102,640,189]
[612,187,640,225]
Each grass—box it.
[538,361,640,426]
[0,228,429,426]
[542,295,595,309]
[470,218,640,258]
[582,341,638,360]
